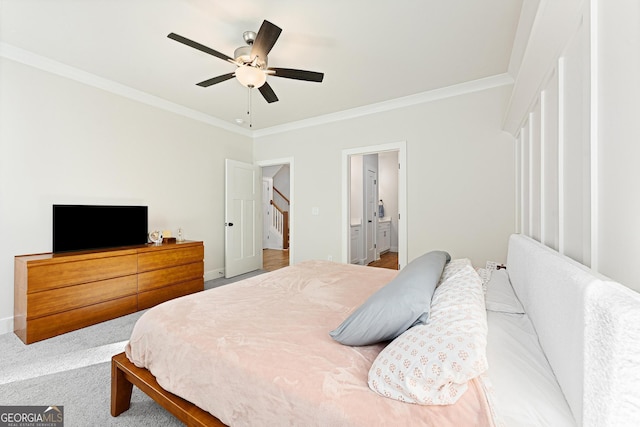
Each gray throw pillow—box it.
[329,250,451,346]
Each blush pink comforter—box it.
[126,260,495,426]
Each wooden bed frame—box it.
[110,352,226,427]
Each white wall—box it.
[272,164,290,205]
[0,57,253,333]
[596,0,640,290]
[508,0,640,293]
[254,84,516,267]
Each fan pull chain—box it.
[247,88,253,128]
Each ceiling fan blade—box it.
[251,20,282,61]
[196,73,235,87]
[268,67,324,83]
[168,32,234,63]
[258,82,279,103]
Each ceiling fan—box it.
[168,20,324,104]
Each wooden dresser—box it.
[14,240,204,344]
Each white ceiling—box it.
[0,0,525,132]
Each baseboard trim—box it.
[204,268,225,282]
[0,316,14,336]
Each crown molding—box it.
[252,73,514,138]
[2,42,513,139]
[0,42,252,137]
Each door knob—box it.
[226,222,234,226]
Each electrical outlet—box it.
[327,255,333,261]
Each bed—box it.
[111,234,640,426]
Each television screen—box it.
[53,205,148,253]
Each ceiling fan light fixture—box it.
[169,19,323,105]
[234,45,252,64]
[235,65,266,88]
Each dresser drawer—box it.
[137,262,204,292]
[138,278,203,310]
[24,295,138,344]
[27,275,137,319]
[137,245,204,272]
[27,254,138,292]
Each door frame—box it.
[257,157,294,266]
[341,141,407,269]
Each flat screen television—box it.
[53,204,148,253]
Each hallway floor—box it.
[263,249,289,271]
[368,251,399,270]
[263,249,399,272]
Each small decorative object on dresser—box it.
[162,230,176,244]
[148,230,162,245]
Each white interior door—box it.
[225,159,262,278]
[365,168,377,264]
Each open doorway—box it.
[258,158,294,272]
[342,142,407,270]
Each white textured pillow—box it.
[476,267,491,293]
[368,259,488,405]
[438,258,471,282]
[484,268,525,314]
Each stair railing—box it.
[270,200,289,250]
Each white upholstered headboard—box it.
[506,234,640,427]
